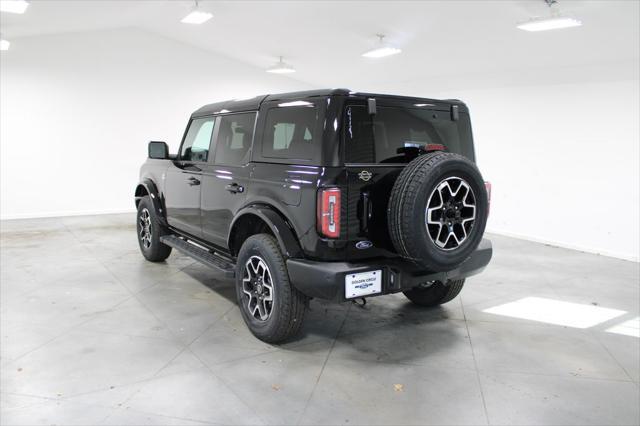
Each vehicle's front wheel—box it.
[235,234,306,343]
[403,279,465,307]
[136,196,172,262]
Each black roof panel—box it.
[191,88,465,117]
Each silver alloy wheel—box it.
[425,176,476,250]
[242,256,274,321]
[139,208,152,249]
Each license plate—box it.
[345,270,382,299]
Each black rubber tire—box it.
[136,196,172,262]
[387,152,488,272]
[403,279,465,307]
[235,234,307,343]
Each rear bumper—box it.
[287,239,492,302]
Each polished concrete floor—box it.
[1,213,638,426]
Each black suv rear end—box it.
[135,89,492,343]
[280,92,492,300]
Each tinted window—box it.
[213,113,256,165]
[263,105,317,160]
[345,105,474,163]
[181,117,214,162]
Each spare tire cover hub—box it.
[425,176,476,251]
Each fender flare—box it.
[228,205,303,259]
[134,179,168,226]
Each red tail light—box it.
[485,181,492,216]
[424,143,446,152]
[317,187,341,238]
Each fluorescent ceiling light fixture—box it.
[606,317,640,338]
[181,10,212,24]
[266,56,296,74]
[483,297,626,329]
[0,39,10,51]
[0,0,29,14]
[517,16,581,31]
[181,1,212,24]
[517,0,581,32]
[362,34,402,58]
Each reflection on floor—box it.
[1,213,639,426]
[483,296,628,329]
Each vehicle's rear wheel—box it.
[388,152,488,271]
[136,196,172,262]
[403,279,465,307]
[235,234,306,343]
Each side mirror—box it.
[148,141,169,159]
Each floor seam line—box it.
[183,346,270,426]
[590,329,639,387]
[59,220,263,423]
[294,303,352,426]
[461,297,491,426]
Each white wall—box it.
[2,28,638,261]
[0,28,309,219]
[433,79,640,261]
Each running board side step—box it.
[160,235,235,279]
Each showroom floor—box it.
[0,214,638,426]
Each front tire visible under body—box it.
[136,195,172,262]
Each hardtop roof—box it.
[191,88,466,117]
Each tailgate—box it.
[345,165,405,261]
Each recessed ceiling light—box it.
[266,57,296,74]
[0,39,10,51]
[362,34,402,58]
[517,0,582,32]
[0,0,29,14]
[181,1,212,24]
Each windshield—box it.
[344,105,475,164]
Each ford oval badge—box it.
[355,240,373,250]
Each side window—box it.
[180,117,215,162]
[213,113,256,166]
[262,105,317,160]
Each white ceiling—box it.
[2,0,639,92]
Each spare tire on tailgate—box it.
[387,151,488,272]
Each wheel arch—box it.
[228,205,303,259]
[134,179,168,226]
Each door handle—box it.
[188,177,200,186]
[360,192,371,232]
[225,183,244,194]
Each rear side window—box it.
[181,117,214,162]
[213,113,256,166]
[262,105,317,160]
[344,105,474,163]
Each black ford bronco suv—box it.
[135,89,492,343]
